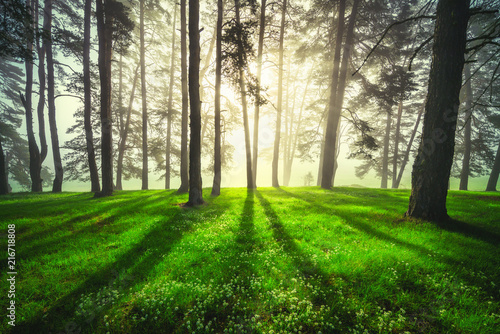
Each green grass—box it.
[0,187,499,333]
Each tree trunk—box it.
[21,0,42,192]
[486,140,500,191]
[187,0,203,205]
[211,0,223,196]
[272,0,287,188]
[165,4,177,190]
[322,0,359,189]
[140,0,148,190]
[391,100,403,188]
[395,104,423,188]
[36,0,47,163]
[252,0,266,187]
[235,0,255,189]
[321,0,345,189]
[459,64,473,190]
[96,0,114,197]
[0,138,8,195]
[84,0,100,192]
[116,65,139,191]
[381,109,391,188]
[45,0,63,192]
[178,0,189,193]
[406,0,470,221]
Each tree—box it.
[211,0,223,196]
[165,3,177,190]
[406,0,470,220]
[84,0,100,192]
[45,0,64,192]
[272,0,287,188]
[187,0,203,206]
[178,0,189,193]
[140,0,148,190]
[459,64,473,190]
[486,141,500,191]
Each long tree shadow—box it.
[16,193,225,334]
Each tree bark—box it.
[235,0,255,189]
[37,0,47,163]
[45,0,63,192]
[21,0,42,192]
[187,0,203,205]
[406,0,470,221]
[321,0,345,189]
[178,0,189,193]
[395,104,423,188]
[459,64,473,190]
[252,0,266,187]
[272,0,287,188]
[0,138,8,195]
[165,4,177,190]
[140,0,148,190]
[381,109,391,188]
[96,0,114,197]
[84,0,100,192]
[391,100,403,188]
[322,0,359,189]
[486,140,500,191]
[211,0,223,196]
[116,65,139,191]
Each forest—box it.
[1,0,500,333]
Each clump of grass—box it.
[0,187,499,333]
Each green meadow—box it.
[0,187,499,333]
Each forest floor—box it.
[0,187,499,333]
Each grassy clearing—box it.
[0,187,499,333]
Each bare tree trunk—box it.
[406,0,470,221]
[178,0,189,193]
[252,0,266,187]
[272,0,287,188]
[83,0,100,192]
[235,0,254,189]
[211,0,223,196]
[116,65,139,191]
[36,0,47,163]
[395,104,423,188]
[391,100,403,188]
[0,139,8,195]
[187,0,203,205]
[486,140,500,191]
[381,109,391,188]
[165,4,177,190]
[140,0,148,190]
[321,0,345,189]
[96,0,114,197]
[459,64,473,190]
[44,0,63,192]
[21,0,42,192]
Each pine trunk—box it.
[391,101,403,188]
[116,65,139,191]
[37,0,47,163]
[45,0,63,192]
[406,0,470,221]
[235,0,255,189]
[272,0,287,188]
[252,0,266,187]
[140,0,148,190]
[84,0,100,192]
[96,0,114,197]
[486,141,500,191]
[459,64,473,190]
[211,0,223,196]
[187,0,203,205]
[0,139,8,195]
[178,0,189,193]
[165,4,177,190]
[381,109,391,188]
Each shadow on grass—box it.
[14,192,221,333]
